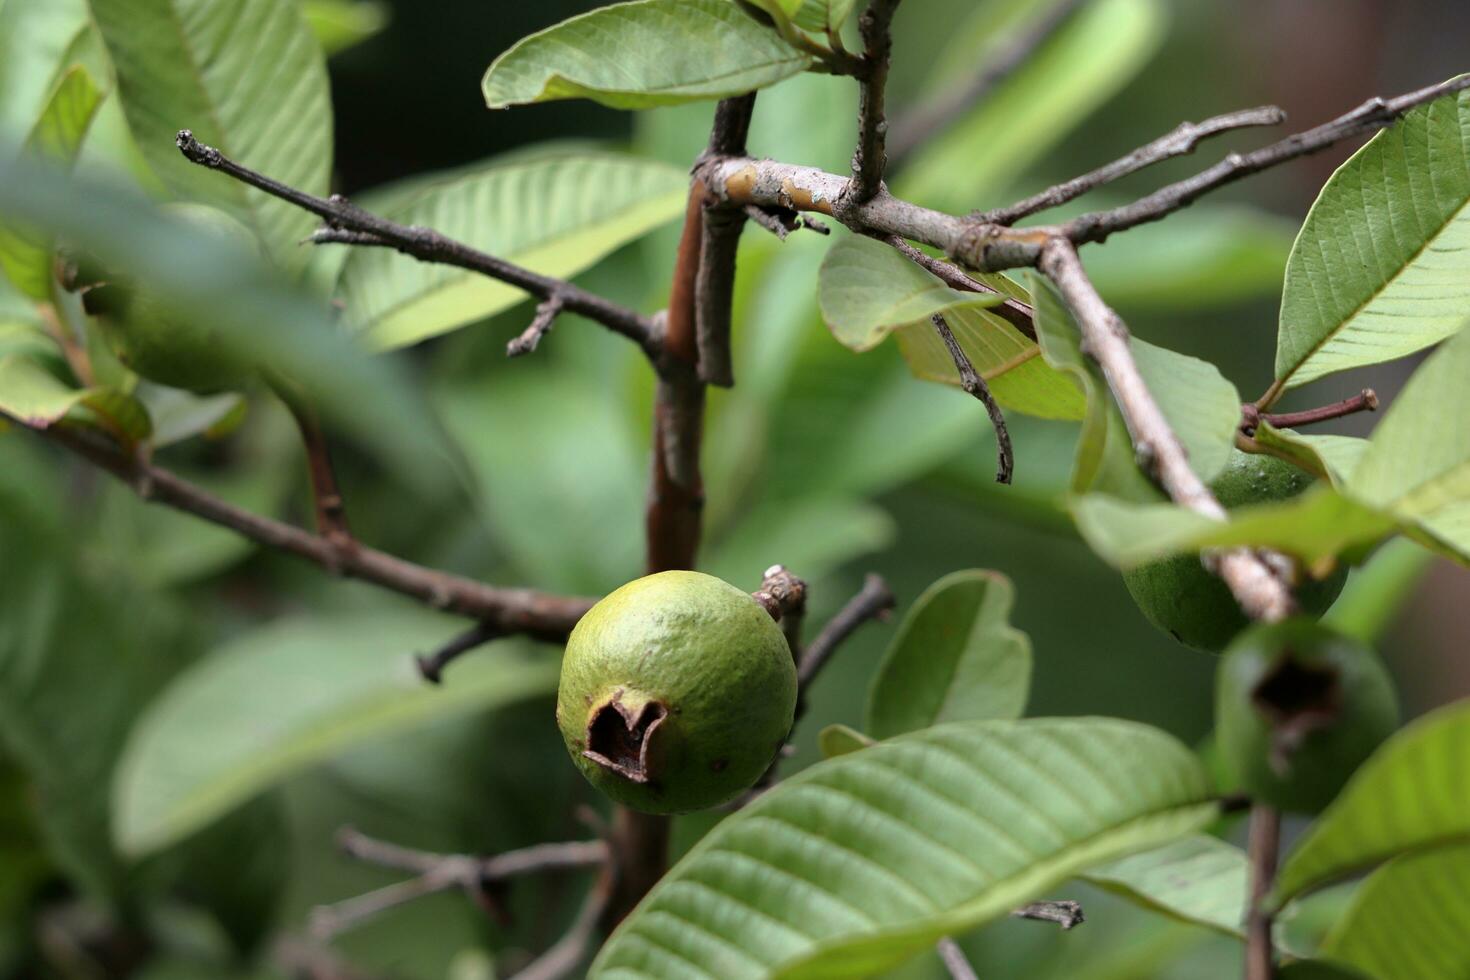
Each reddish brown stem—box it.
[609,181,712,927]
[1245,805,1281,980]
[1245,388,1378,432]
[283,395,354,552]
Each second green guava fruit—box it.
[84,202,259,393]
[1123,450,1348,652]
[556,570,797,814]
[1216,619,1398,813]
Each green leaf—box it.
[302,0,389,56]
[1347,327,1470,562]
[818,724,873,759]
[135,384,244,448]
[1318,844,1470,980]
[1030,273,1241,497]
[593,717,1215,979]
[0,0,93,137]
[1323,539,1435,644]
[0,493,197,904]
[792,0,858,33]
[897,0,1165,212]
[482,0,810,110]
[86,0,332,265]
[1275,82,1470,391]
[112,610,559,857]
[1272,700,1470,907]
[743,0,805,20]
[1069,488,1397,570]
[0,155,453,489]
[1083,835,1248,938]
[819,235,1085,420]
[817,235,1003,352]
[894,302,1088,420]
[0,353,151,443]
[0,65,104,299]
[1249,422,1368,488]
[337,152,686,349]
[866,571,1030,740]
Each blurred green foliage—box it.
[0,0,1462,978]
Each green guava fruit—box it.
[1216,618,1398,813]
[84,202,258,393]
[1123,450,1348,652]
[556,570,797,814]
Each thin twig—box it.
[1062,76,1470,245]
[274,384,354,556]
[743,204,829,239]
[694,94,757,387]
[338,828,608,880]
[979,105,1286,225]
[507,873,614,980]
[310,870,462,939]
[932,313,1013,484]
[798,573,896,693]
[846,0,904,204]
[507,296,566,358]
[314,829,609,940]
[889,0,1088,159]
[1038,240,1295,624]
[1246,805,1281,980]
[936,938,980,980]
[881,235,1035,338]
[174,130,663,364]
[1240,388,1378,435]
[415,621,502,683]
[21,418,593,636]
[1012,900,1085,929]
[273,937,386,980]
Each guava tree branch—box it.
[1039,242,1291,979]
[507,876,614,980]
[23,418,593,637]
[795,573,896,717]
[695,94,757,387]
[414,621,502,683]
[700,75,1470,270]
[888,0,1086,160]
[1038,240,1294,623]
[846,0,904,204]
[932,313,1013,484]
[978,104,1286,225]
[1060,75,1470,243]
[173,131,663,365]
[615,106,742,917]
[936,938,979,980]
[506,296,565,358]
[311,828,608,940]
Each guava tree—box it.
[0,1,1468,978]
